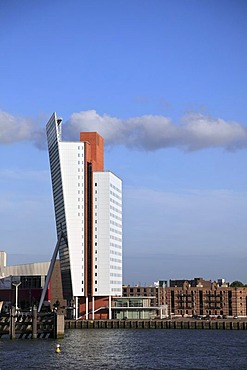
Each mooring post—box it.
[54,311,64,339]
[32,305,38,339]
[9,306,16,339]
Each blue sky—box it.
[0,0,247,284]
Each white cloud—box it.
[1,109,247,151]
[0,111,33,143]
[0,110,46,148]
[181,113,247,151]
[64,110,247,151]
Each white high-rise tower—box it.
[46,113,122,318]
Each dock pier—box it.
[1,315,246,339]
[0,307,64,339]
[65,318,247,330]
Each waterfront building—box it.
[46,113,122,319]
[112,296,163,320]
[2,245,247,318]
[123,278,247,318]
[0,251,64,311]
[166,279,247,318]
[122,285,159,306]
[122,281,168,308]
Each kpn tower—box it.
[46,113,122,319]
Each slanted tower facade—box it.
[46,113,122,318]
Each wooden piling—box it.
[32,306,37,339]
[9,307,16,339]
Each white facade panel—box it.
[3,262,50,277]
[59,142,85,297]
[47,113,123,304]
[93,172,122,296]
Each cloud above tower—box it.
[64,110,247,151]
[1,109,247,152]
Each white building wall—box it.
[47,113,123,303]
[59,142,85,297]
[93,172,122,296]
[3,262,50,277]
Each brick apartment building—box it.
[123,278,247,318]
[122,280,168,308]
[166,278,247,317]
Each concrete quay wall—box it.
[65,319,247,330]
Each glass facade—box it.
[46,113,72,300]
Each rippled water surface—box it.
[1,329,247,369]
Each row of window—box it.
[110,212,122,221]
[110,280,122,285]
[110,227,122,235]
[110,257,122,263]
[110,197,122,207]
[110,190,122,201]
[110,250,122,256]
[110,235,122,242]
[110,205,121,214]
[110,265,122,270]
[174,290,244,296]
[111,287,122,292]
[110,183,121,194]
[110,242,122,250]
[110,220,122,228]
[123,288,157,293]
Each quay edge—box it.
[65,319,247,330]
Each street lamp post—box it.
[12,282,22,311]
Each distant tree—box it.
[230,281,244,287]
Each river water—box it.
[1,329,247,369]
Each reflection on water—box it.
[0,329,247,369]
